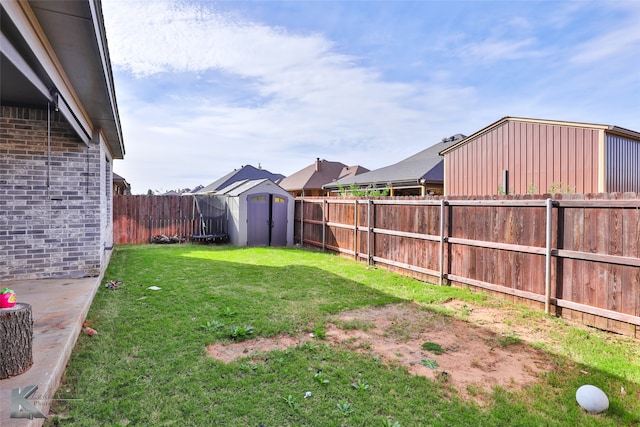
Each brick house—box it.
[0,1,124,280]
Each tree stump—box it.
[0,303,33,379]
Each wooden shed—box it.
[214,179,294,247]
[440,117,640,196]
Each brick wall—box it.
[0,105,105,280]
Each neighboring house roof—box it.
[112,172,131,194]
[215,178,289,197]
[1,1,124,159]
[197,165,285,194]
[279,158,369,192]
[339,165,369,180]
[439,117,640,156]
[112,172,128,184]
[324,134,466,190]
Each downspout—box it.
[47,101,51,198]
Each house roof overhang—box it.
[0,0,124,159]
[439,116,640,156]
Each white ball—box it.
[576,385,609,414]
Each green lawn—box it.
[47,245,639,426]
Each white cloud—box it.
[105,1,639,194]
[103,0,335,78]
[570,20,640,64]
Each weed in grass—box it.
[336,400,354,416]
[421,341,445,355]
[436,371,449,384]
[200,319,224,332]
[301,341,319,351]
[382,419,402,427]
[312,325,327,340]
[351,378,370,391]
[420,358,439,369]
[358,341,372,350]
[239,363,255,372]
[229,325,254,341]
[498,332,521,348]
[221,306,237,317]
[313,371,330,385]
[460,304,473,317]
[340,319,375,331]
[282,394,298,411]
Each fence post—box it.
[439,199,446,286]
[353,199,358,259]
[545,198,553,314]
[367,200,372,265]
[300,199,304,246]
[322,199,326,252]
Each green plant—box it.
[336,400,354,416]
[421,341,445,355]
[382,419,402,427]
[547,182,575,194]
[229,325,254,341]
[313,371,330,385]
[221,306,237,317]
[282,394,297,411]
[339,183,390,197]
[419,358,439,369]
[526,183,537,195]
[312,325,327,340]
[200,319,224,331]
[497,332,521,348]
[460,304,473,317]
[351,378,370,391]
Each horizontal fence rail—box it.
[294,193,640,338]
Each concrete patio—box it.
[0,277,101,427]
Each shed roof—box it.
[279,159,369,191]
[439,116,640,156]
[324,134,465,189]
[216,178,289,197]
[197,165,285,194]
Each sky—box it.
[102,0,640,195]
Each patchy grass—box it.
[47,245,640,426]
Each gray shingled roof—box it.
[197,165,285,194]
[324,134,465,189]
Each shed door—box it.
[247,194,269,246]
[270,195,288,246]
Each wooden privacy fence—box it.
[113,195,198,244]
[295,193,640,337]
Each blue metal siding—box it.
[606,134,640,193]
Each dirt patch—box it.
[206,302,554,402]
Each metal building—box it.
[440,117,640,196]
